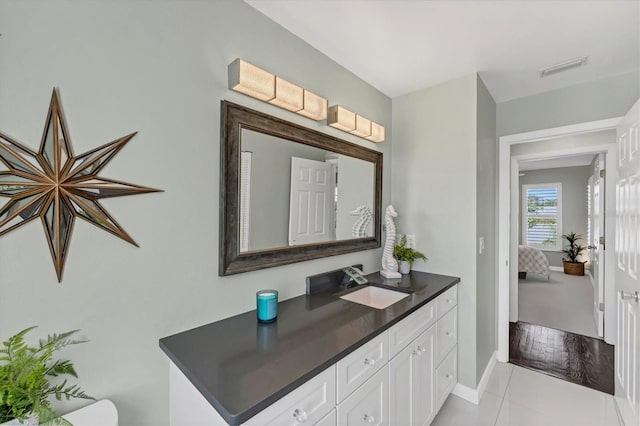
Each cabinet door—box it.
[389,326,435,426]
[413,326,436,426]
[337,366,389,426]
[389,341,413,426]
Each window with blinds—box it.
[522,183,562,250]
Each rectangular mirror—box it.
[220,101,382,275]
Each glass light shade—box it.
[269,77,303,112]
[228,59,275,102]
[350,115,372,137]
[328,105,356,131]
[366,121,385,143]
[297,90,327,120]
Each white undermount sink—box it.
[339,285,410,309]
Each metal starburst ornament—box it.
[0,89,161,282]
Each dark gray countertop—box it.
[159,271,460,425]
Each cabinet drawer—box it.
[436,306,457,365]
[337,366,389,426]
[244,365,336,426]
[436,286,457,319]
[435,346,457,412]
[337,332,388,403]
[388,300,436,359]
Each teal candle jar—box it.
[256,289,278,323]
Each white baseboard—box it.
[549,266,563,272]
[452,351,497,405]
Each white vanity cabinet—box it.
[168,284,458,426]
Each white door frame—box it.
[498,117,621,362]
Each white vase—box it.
[399,261,411,274]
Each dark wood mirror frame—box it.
[219,101,382,276]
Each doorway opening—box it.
[498,118,621,361]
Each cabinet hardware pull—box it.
[363,414,376,423]
[445,374,453,379]
[445,331,452,336]
[364,358,375,366]
[446,299,452,303]
[292,408,307,423]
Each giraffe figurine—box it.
[381,205,401,279]
[350,205,373,237]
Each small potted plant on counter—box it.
[0,327,94,425]
[393,235,427,274]
[562,232,587,276]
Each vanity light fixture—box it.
[328,105,385,143]
[366,122,385,143]
[228,58,328,121]
[327,105,356,131]
[539,56,588,77]
[351,115,372,138]
[228,59,275,101]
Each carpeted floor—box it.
[518,271,600,339]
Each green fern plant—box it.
[393,235,427,266]
[0,327,94,425]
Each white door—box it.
[288,157,335,246]
[591,154,606,337]
[615,99,640,426]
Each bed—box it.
[518,245,551,279]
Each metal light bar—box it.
[539,56,588,77]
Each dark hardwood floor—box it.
[509,321,614,394]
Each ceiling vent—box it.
[539,56,588,77]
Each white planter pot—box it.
[399,261,411,274]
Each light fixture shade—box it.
[366,121,385,143]
[297,90,327,120]
[328,105,356,131]
[350,115,372,138]
[269,77,303,112]
[228,59,275,101]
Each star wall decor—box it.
[0,89,161,282]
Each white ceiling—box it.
[246,0,640,102]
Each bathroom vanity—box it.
[160,271,459,425]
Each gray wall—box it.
[242,130,327,251]
[497,71,640,136]
[0,1,392,424]
[519,166,591,267]
[475,75,497,380]
[392,74,479,387]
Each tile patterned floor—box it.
[432,362,621,426]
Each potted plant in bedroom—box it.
[0,327,94,425]
[393,235,428,274]
[562,232,587,276]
